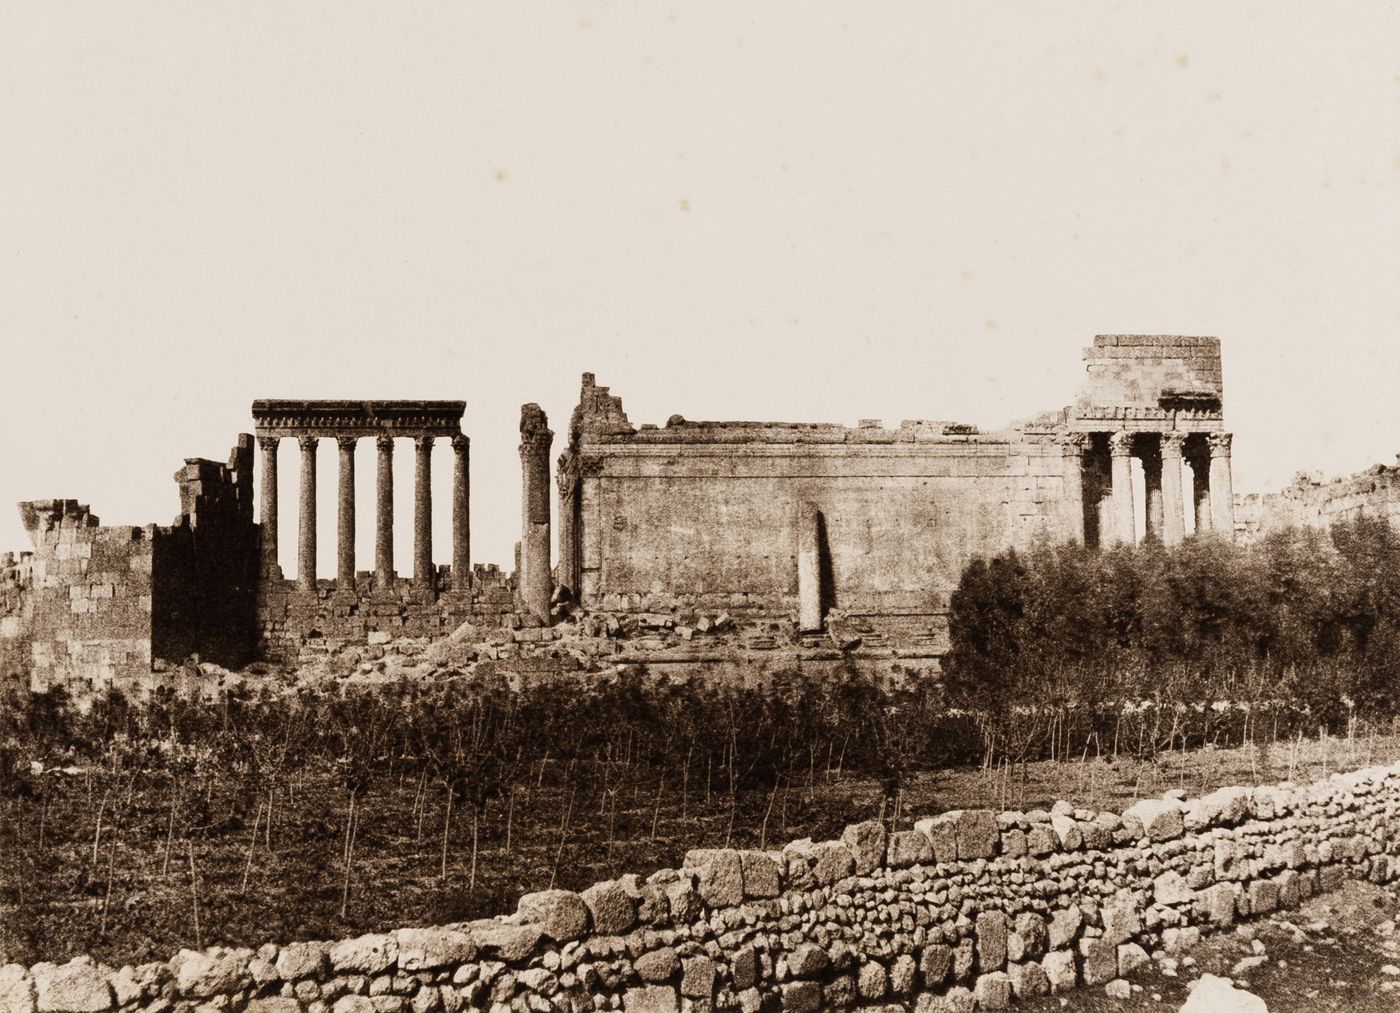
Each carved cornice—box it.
[251,399,465,438]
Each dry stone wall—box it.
[7,762,1400,1013]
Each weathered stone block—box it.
[887,829,933,868]
[580,880,637,935]
[0,965,35,1013]
[1080,938,1116,986]
[975,910,1008,972]
[841,820,887,875]
[1123,798,1183,841]
[634,948,679,983]
[394,929,477,971]
[623,985,678,1013]
[787,945,828,980]
[1007,960,1049,998]
[1047,906,1082,950]
[739,850,781,898]
[516,889,589,941]
[329,935,398,975]
[914,986,974,1013]
[685,850,745,908]
[809,841,855,886]
[1041,950,1077,993]
[913,816,957,864]
[856,961,887,1000]
[172,947,252,999]
[780,981,820,1013]
[918,944,951,987]
[972,971,1012,1010]
[464,922,543,962]
[276,942,330,981]
[33,958,113,1013]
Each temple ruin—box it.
[0,335,1261,691]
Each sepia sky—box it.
[2,3,1398,573]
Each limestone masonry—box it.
[8,332,1388,690]
[3,758,1397,1013]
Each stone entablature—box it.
[250,400,467,438]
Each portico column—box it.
[1190,448,1212,533]
[1108,432,1136,546]
[297,435,318,592]
[1059,433,1088,545]
[519,404,553,621]
[257,435,280,576]
[336,436,357,590]
[1209,432,1236,540]
[413,435,434,588]
[1142,442,1164,542]
[375,435,395,589]
[1160,432,1186,546]
[451,434,470,589]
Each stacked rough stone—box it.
[5,761,1399,1013]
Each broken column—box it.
[257,435,280,576]
[451,433,470,589]
[797,501,823,632]
[297,436,318,591]
[519,404,553,621]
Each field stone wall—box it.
[5,762,1400,1013]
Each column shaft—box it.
[1160,432,1186,546]
[1191,453,1212,533]
[375,435,395,589]
[451,434,470,590]
[1060,434,1087,545]
[257,436,280,576]
[1209,433,1236,540]
[1109,432,1136,546]
[414,436,434,588]
[1143,445,1164,541]
[297,436,318,592]
[336,437,357,590]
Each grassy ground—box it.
[1,730,1396,969]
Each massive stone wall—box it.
[0,440,262,692]
[4,761,1396,1013]
[559,336,1235,636]
[1236,457,1400,542]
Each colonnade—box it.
[1063,430,1234,546]
[256,432,470,592]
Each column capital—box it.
[376,434,395,452]
[451,433,470,453]
[256,434,280,452]
[1108,431,1135,457]
[335,435,359,452]
[297,434,319,452]
[1057,432,1090,453]
[1161,431,1187,456]
[414,434,435,453]
[1208,432,1233,456]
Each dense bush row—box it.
[944,517,1400,764]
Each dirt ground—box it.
[1020,879,1400,1012]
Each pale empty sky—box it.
[2,3,1398,573]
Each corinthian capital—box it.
[1108,431,1135,457]
[1160,431,1187,457]
[1207,432,1233,455]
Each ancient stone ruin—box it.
[6,332,1360,695]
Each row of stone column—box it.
[257,433,470,592]
[1061,430,1234,546]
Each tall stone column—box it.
[451,434,470,590]
[519,404,553,622]
[1160,432,1186,546]
[297,435,318,592]
[1108,432,1136,546]
[257,435,280,577]
[413,435,434,589]
[1190,448,1212,533]
[797,501,823,632]
[336,436,357,590]
[1209,432,1236,540]
[1059,433,1088,545]
[1142,441,1164,542]
[375,435,395,589]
